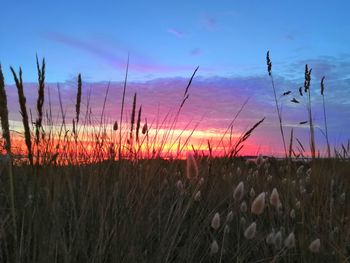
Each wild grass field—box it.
[0,54,349,262]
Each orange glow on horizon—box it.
[2,123,266,164]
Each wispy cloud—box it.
[189,48,202,56]
[201,15,218,31]
[167,28,185,38]
[43,32,194,74]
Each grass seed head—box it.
[251,192,266,215]
[240,201,247,213]
[211,212,221,230]
[249,187,255,198]
[186,153,198,179]
[270,188,281,208]
[226,211,234,223]
[266,231,275,244]
[233,181,244,201]
[210,240,219,255]
[290,209,296,219]
[274,231,282,250]
[244,222,257,239]
[284,232,296,248]
[309,238,321,253]
[176,180,184,193]
[194,190,201,201]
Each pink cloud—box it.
[4,73,349,157]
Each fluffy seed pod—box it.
[194,190,201,201]
[251,192,266,215]
[176,180,183,193]
[224,225,230,234]
[240,201,247,213]
[233,181,244,201]
[236,167,242,176]
[284,232,296,248]
[266,231,275,244]
[296,165,304,176]
[226,211,234,223]
[270,188,281,208]
[249,187,255,198]
[309,239,321,253]
[211,213,221,230]
[244,222,257,239]
[274,231,282,250]
[290,209,296,219]
[210,240,219,255]
[186,153,198,179]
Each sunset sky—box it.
[1,0,350,156]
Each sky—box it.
[1,0,350,156]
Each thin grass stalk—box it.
[321,76,331,158]
[289,128,294,159]
[10,66,33,165]
[266,51,287,158]
[119,54,129,159]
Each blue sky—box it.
[1,0,349,156]
[1,0,349,82]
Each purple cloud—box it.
[43,32,195,74]
[201,15,218,31]
[4,67,349,156]
[189,48,202,56]
[167,28,185,38]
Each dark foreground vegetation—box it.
[0,157,349,262]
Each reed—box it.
[321,76,331,158]
[35,55,45,146]
[10,66,33,165]
[304,64,316,159]
[266,51,287,158]
[76,73,82,124]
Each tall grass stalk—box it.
[119,54,129,159]
[304,64,316,159]
[321,76,331,158]
[266,51,287,158]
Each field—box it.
[0,57,349,262]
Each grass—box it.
[0,54,349,262]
